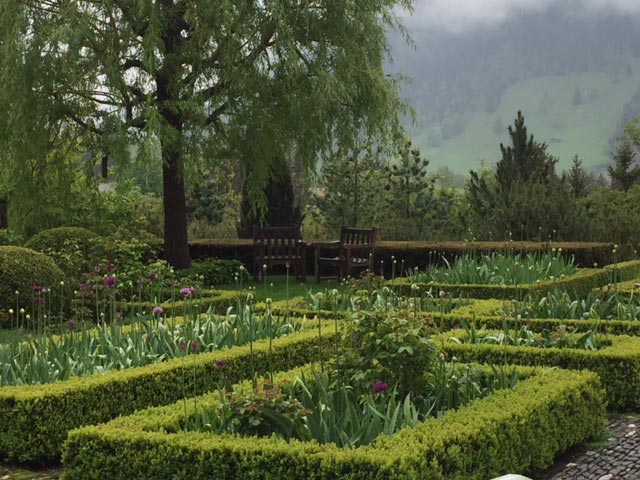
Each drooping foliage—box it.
[0,0,411,267]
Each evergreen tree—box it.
[608,134,640,191]
[495,111,557,194]
[563,155,592,198]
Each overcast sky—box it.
[402,0,640,33]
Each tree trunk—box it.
[0,198,7,229]
[162,148,191,269]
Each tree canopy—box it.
[0,0,411,267]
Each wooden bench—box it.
[314,227,377,282]
[252,226,306,282]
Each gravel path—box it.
[538,416,640,480]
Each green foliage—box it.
[608,131,640,191]
[177,259,244,288]
[409,251,578,285]
[24,227,103,279]
[0,228,21,246]
[0,320,339,462]
[563,155,593,198]
[582,185,640,246]
[0,246,64,312]
[444,330,640,411]
[61,367,604,479]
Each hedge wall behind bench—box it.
[62,366,604,480]
[188,239,617,275]
[0,321,339,463]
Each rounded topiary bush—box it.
[0,246,65,313]
[24,227,103,279]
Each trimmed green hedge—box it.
[0,246,65,314]
[441,331,640,411]
[62,366,604,480]
[117,289,243,316]
[388,260,640,299]
[0,320,339,463]
[189,239,617,270]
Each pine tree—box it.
[564,155,592,198]
[608,134,640,191]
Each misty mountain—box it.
[389,3,640,173]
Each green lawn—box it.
[216,274,346,303]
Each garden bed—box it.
[441,329,640,411]
[62,364,604,480]
[0,319,338,463]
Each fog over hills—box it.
[389,0,640,174]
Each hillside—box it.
[413,68,640,173]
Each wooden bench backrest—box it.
[252,226,302,257]
[339,227,377,247]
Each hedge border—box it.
[62,365,604,480]
[0,318,339,463]
[116,289,242,316]
[441,330,640,411]
[388,260,640,299]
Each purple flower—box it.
[453,324,461,330]
[179,341,187,349]
[153,306,164,315]
[191,343,198,351]
[216,361,227,369]
[79,282,88,290]
[94,265,101,272]
[67,320,76,328]
[372,381,389,394]
[32,282,42,294]
[107,264,116,272]
[104,276,119,288]
[147,273,158,280]
[180,286,196,296]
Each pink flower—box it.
[107,264,116,272]
[32,282,43,294]
[147,273,157,280]
[116,312,124,319]
[372,381,389,394]
[180,286,196,296]
[153,306,164,315]
[104,276,119,288]
[179,341,187,349]
[453,324,461,330]
[191,343,198,351]
[216,361,227,369]
[67,320,76,328]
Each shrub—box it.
[0,229,22,246]
[24,227,103,279]
[177,259,244,287]
[0,246,64,314]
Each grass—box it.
[216,275,346,303]
[414,65,640,173]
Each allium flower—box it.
[453,324,461,330]
[32,282,42,294]
[153,306,164,315]
[67,320,76,328]
[372,381,389,394]
[94,265,101,272]
[285,261,291,269]
[216,361,227,369]
[191,343,198,351]
[147,273,158,280]
[116,312,125,319]
[104,276,119,287]
[179,341,187,349]
[107,264,116,271]
[180,286,196,296]
[79,282,88,290]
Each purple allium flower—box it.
[180,286,196,296]
[104,276,119,288]
[67,320,76,328]
[94,265,101,272]
[153,306,164,315]
[79,282,88,290]
[107,263,116,272]
[34,297,45,305]
[372,381,389,394]
[191,343,198,351]
[216,361,227,369]
[32,282,42,294]
[116,312,124,319]
[179,341,187,349]
[147,273,157,280]
[453,324,461,330]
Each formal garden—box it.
[4,1,640,479]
